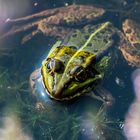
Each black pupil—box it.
[47,62,51,70]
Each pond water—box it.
[0,0,140,140]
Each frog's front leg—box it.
[84,72,114,106]
[84,74,107,102]
[29,68,42,95]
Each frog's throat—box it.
[55,22,110,96]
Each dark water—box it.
[0,0,140,140]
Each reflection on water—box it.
[0,0,140,140]
[0,114,33,140]
[124,69,140,140]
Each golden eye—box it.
[70,66,87,81]
[47,59,64,74]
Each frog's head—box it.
[41,22,115,100]
[41,45,103,100]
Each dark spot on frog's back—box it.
[64,51,69,55]
[84,35,89,40]
[88,43,92,47]
[94,49,98,53]
[69,46,77,50]
[87,28,92,33]
[72,33,77,38]
[56,45,64,50]
[78,56,85,62]
[103,39,108,44]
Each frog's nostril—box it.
[70,66,83,76]
[70,66,87,81]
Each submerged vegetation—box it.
[0,67,125,140]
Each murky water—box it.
[0,0,140,140]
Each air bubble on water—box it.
[115,77,125,87]
[123,1,127,6]
[65,3,69,6]
[101,131,104,135]
[34,2,38,7]
[82,128,85,132]
[97,135,100,139]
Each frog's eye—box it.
[70,66,87,81]
[46,59,64,74]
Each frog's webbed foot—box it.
[91,86,114,107]
[92,86,115,106]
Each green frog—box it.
[30,16,140,104]
[1,4,140,103]
[30,22,118,103]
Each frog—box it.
[30,20,140,104]
[1,4,140,103]
[29,21,118,104]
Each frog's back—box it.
[61,22,117,57]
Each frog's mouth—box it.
[55,76,102,101]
